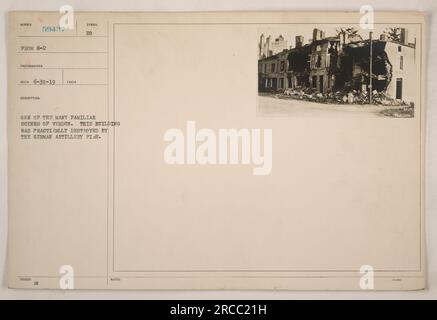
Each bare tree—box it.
[336,27,359,37]
[383,27,402,42]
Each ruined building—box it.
[258,28,416,104]
[258,34,288,59]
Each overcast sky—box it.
[259,24,418,48]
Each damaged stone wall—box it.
[342,40,393,93]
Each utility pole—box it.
[369,31,373,105]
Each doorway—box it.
[319,75,324,93]
[396,78,403,100]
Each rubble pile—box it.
[280,88,410,106]
[379,105,414,118]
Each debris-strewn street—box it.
[258,95,414,118]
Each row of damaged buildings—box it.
[258,28,417,104]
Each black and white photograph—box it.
[258,25,418,117]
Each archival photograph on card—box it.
[257,24,419,118]
[7,11,425,290]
